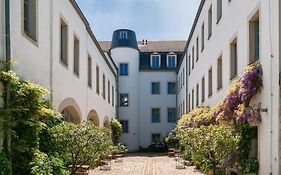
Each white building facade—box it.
[100,32,185,151]
[177,0,281,174]
[0,0,118,127]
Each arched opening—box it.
[87,110,100,127]
[58,98,82,124]
[103,116,110,129]
[61,106,80,124]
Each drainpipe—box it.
[49,0,53,102]
[4,0,12,175]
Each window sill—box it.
[216,17,222,24]
[22,31,38,47]
[208,34,212,40]
[248,59,259,65]
[217,86,223,92]
[59,60,69,69]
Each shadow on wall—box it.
[87,109,100,127]
[58,97,82,124]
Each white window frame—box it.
[166,54,177,68]
[150,54,161,69]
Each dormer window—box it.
[119,31,128,39]
[167,54,177,68]
[151,54,161,69]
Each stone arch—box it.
[103,116,110,128]
[58,97,82,124]
[87,110,100,127]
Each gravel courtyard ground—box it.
[90,153,205,175]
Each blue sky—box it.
[75,0,201,41]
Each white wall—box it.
[7,0,117,126]
[0,0,5,61]
[139,71,177,148]
[177,54,187,118]
[182,0,280,174]
[110,47,140,151]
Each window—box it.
[119,31,128,39]
[230,39,238,79]
[112,86,115,107]
[108,81,110,103]
[217,56,223,89]
[120,63,128,76]
[120,120,129,133]
[151,82,160,94]
[60,19,68,65]
[167,54,177,68]
[167,108,176,123]
[188,55,191,75]
[196,37,199,61]
[188,93,191,112]
[87,56,92,87]
[183,69,185,86]
[180,73,183,89]
[74,36,79,76]
[192,47,195,69]
[201,23,205,51]
[120,94,129,107]
[151,134,161,144]
[249,12,260,63]
[208,5,213,38]
[183,100,185,114]
[202,77,205,103]
[102,74,106,99]
[151,55,161,69]
[23,0,37,40]
[208,67,213,96]
[217,0,222,22]
[167,82,176,94]
[196,84,199,107]
[152,108,160,123]
[96,66,100,94]
[192,89,194,110]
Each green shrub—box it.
[0,152,11,175]
[110,119,123,144]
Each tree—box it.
[51,122,113,175]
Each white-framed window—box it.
[23,0,37,41]
[150,54,161,69]
[119,31,128,39]
[167,54,177,68]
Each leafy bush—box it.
[177,125,239,172]
[0,152,11,175]
[0,70,65,174]
[110,119,123,144]
[51,122,113,174]
[30,150,69,175]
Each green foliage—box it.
[0,152,11,175]
[30,150,69,175]
[110,143,128,154]
[51,122,113,174]
[0,70,65,174]
[110,119,123,144]
[177,124,239,172]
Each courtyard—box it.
[90,153,204,175]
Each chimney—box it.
[145,40,148,45]
[142,39,145,45]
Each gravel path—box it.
[90,153,205,175]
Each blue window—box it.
[152,108,160,123]
[120,94,129,107]
[167,108,176,123]
[120,120,129,133]
[167,82,176,94]
[151,55,160,69]
[167,55,176,68]
[151,82,160,94]
[119,63,128,76]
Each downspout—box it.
[4,0,12,175]
[49,0,53,102]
